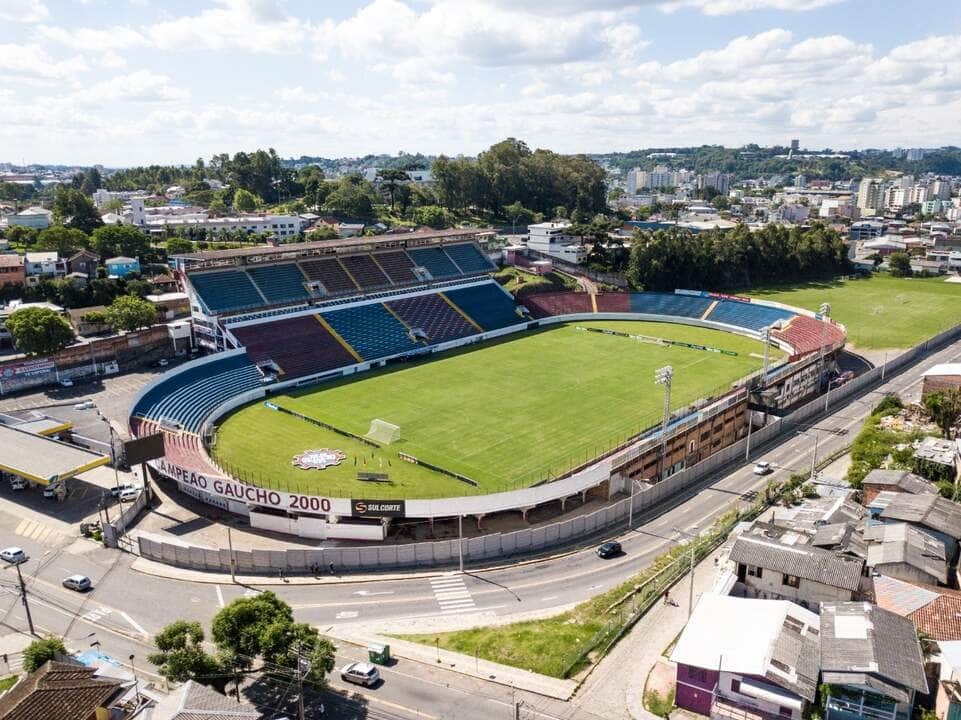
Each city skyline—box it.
[1,0,960,165]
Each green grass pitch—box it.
[749,274,961,350]
[212,320,775,500]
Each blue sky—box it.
[1,0,960,166]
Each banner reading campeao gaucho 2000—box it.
[154,458,354,516]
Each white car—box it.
[8,477,26,491]
[43,484,64,499]
[60,378,74,388]
[62,575,92,592]
[73,401,95,411]
[752,461,772,476]
[340,662,380,687]
[118,487,141,502]
[110,484,137,498]
[0,547,27,564]
[157,358,169,367]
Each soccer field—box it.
[749,274,961,350]
[212,321,773,500]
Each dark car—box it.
[596,541,622,559]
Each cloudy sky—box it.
[2,0,960,166]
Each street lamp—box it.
[671,525,699,619]
[627,477,645,529]
[97,412,123,496]
[654,366,674,480]
[128,654,140,704]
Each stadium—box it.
[128,229,846,542]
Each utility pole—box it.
[817,302,832,388]
[14,563,35,635]
[672,525,698,620]
[654,366,674,481]
[227,527,236,583]
[458,516,464,574]
[810,430,820,482]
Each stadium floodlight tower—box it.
[760,320,783,384]
[817,302,832,382]
[654,365,674,480]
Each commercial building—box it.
[526,221,586,263]
[857,179,884,212]
[1,206,52,229]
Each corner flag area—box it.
[0,425,110,486]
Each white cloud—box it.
[659,0,845,15]
[81,70,190,104]
[0,0,48,23]
[148,0,311,53]
[0,43,85,81]
[35,24,146,51]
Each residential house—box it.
[862,469,936,506]
[23,251,65,286]
[874,575,961,642]
[66,306,111,337]
[0,255,24,288]
[864,522,949,586]
[730,533,865,610]
[105,256,141,278]
[0,660,124,720]
[2,206,52,229]
[810,523,868,560]
[147,292,190,320]
[151,680,262,720]
[66,249,100,279]
[922,364,961,396]
[937,641,961,720]
[338,222,366,238]
[869,491,961,562]
[913,437,958,478]
[670,594,820,720]
[820,602,928,720]
[148,274,179,293]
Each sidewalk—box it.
[326,627,579,701]
[573,546,729,720]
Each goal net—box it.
[366,419,401,445]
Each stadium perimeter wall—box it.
[137,317,961,571]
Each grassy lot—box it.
[748,274,961,349]
[213,321,771,499]
[491,266,578,299]
[0,675,17,694]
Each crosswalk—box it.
[430,574,476,615]
[14,519,66,547]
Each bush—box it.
[23,637,65,673]
[645,688,675,717]
[872,395,903,417]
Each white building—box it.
[1,206,52,230]
[527,221,586,263]
[857,178,884,211]
[23,251,66,285]
[142,212,305,239]
[931,179,952,200]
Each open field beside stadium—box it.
[749,274,961,350]
[212,321,775,500]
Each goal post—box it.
[366,419,401,445]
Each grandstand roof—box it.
[175,228,494,263]
[0,425,109,485]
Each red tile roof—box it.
[0,660,122,720]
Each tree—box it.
[35,226,89,256]
[148,621,224,689]
[24,637,66,672]
[377,168,408,210]
[888,251,912,278]
[165,237,195,256]
[5,307,75,356]
[924,389,961,439]
[90,225,150,260]
[52,187,103,234]
[322,175,379,218]
[106,295,157,331]
[232,188,259,213]
[211,591,336,686]
[412,205,452,229]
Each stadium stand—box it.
[246,263,309,304]
[523,292,593,318]
[320,303,419,360]
[773,314,845,357]
[132,353,262,433]
[705,299,795,331]
[299,258,358,295]
[443,243,495,274]
[374,251,418,284]
[387,293,477,343]
[189,270,265,313]
[231,315,359,378]
[444,283,523,331]
[340,254,392,291]
[628,292,715,318]
[130,417,223,476]
[407,247,461,279]
[595,293,631,313]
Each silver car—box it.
[341,662,380,687]
[62,575,92,592]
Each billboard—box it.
[123,433,166,465]
[351,499,406,518]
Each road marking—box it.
[119,611,149,638]
[335,611,359,620]
[82,607,112,623]
[429,575,476,615]
[352,590,395,597]
[541,596,558,602]
[215,585,224,608]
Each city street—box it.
[0,334,953,718]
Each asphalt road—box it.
[0,336,954,719]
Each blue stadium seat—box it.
[706,300,795,331]
[407,247,461,279]
[443,282,523,331]
[132,354,262,432]
[627,292,714,318]
[387,294,476,344]
[320,303,418,360]
[443,243,494,274]
[189,271,265,313]
[246,264,308,304]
